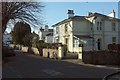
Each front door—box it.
[97,39,101,50]
[65,38,69,52]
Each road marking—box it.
[42,69,63,76]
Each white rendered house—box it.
[45,33,53,43]
[3,32,12,45]
[38,25,53,42]
[52,10,120,52]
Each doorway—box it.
[48,52,50,58]
[97,38,101,50]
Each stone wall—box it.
[43,48,58,58]
[31,47,39,55]
[21,46,28,52]
[73,47,82,53]
[9,44,15,48]
[9,44,22,50]
[15,45,22,50]
[82,51,120,65]
[8,44,64,59]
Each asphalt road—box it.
[2,50,119,78]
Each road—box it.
[2,50,119,78]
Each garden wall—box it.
[43,48,58,58]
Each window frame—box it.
[65,24,68,32]
[112,22,116,31]
[112,37,116,44]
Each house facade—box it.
[3,32,12,45]
[52,10,120,52]
[45,33,53,43]
[38,25,53,43]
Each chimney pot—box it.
[108,9,115,18]
[88,12,93,16]
[44,25,49,31]
[67,10,74,18]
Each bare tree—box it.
[2,2,44,33]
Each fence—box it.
[82,51,120,65]
[108,44,120,51]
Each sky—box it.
[42,2,118,27]
[6,2,119,33]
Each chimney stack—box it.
[108,9,115,18]
[67,10,74,18]
[44,25,49,31]
[88,12,93,16]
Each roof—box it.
[32,31,39,37]
[52,12,120,27]
[49,29,53,32]
[52,16,86,27]
[74,35,93,39]
[86,13,120,21]
[40,29,53,32]
[46,33,53,36]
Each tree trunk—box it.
[2,17,9,33]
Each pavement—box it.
[62,53,120,70]
[62,59,120,70]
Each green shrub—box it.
[12,22,31,45]
[22,33,33,47]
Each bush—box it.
[23,33,33,47]
[12,22,31,45]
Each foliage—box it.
[22,33,33,47]
[2,2,44,33]
[35,40,48,48]
[12,22,31,45]
[31,32,40,48]
[36,42,62,49]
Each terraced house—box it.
[52,10,120,52]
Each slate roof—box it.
[40,29,53,32]
[52,13,120,27]
[52,16,87,27]
[74,35,93,39]
[86,13,120,21]
[32,31,39,37]
[46,33,53,36]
